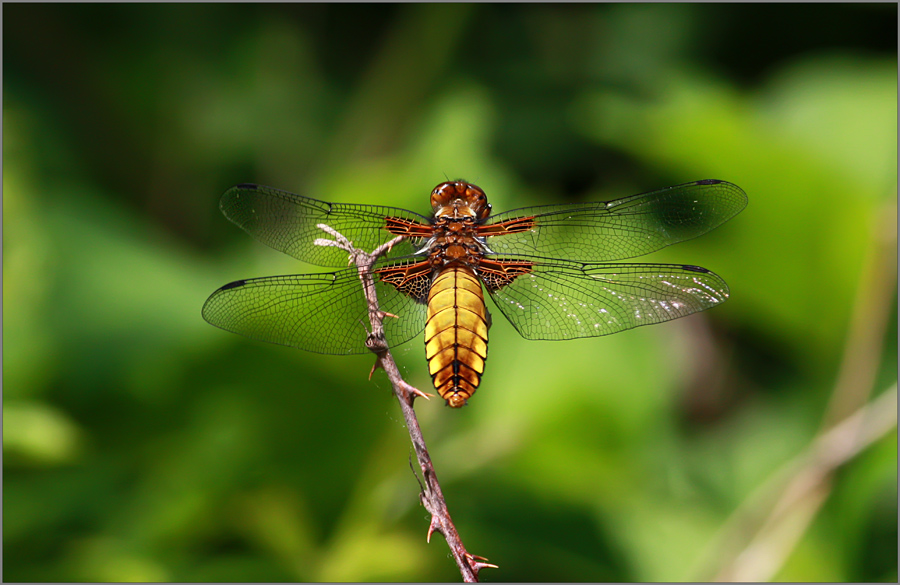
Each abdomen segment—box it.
[425,266,489,407]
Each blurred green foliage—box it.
[4,4,897,582]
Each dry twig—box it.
[710,385,897,581]
[699,199,898,582]
[315,224,497,582]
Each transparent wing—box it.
[202,264,428,355]
[220,184,433,267]
[482,180,747,262]
[486,260,730,340]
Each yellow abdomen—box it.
[425,266,489,407]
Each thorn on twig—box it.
[368,358,383,380]
[466,553,499,574]
[427,515,441,543]
[400,380,433,402]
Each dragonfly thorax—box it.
[423,216,490,268]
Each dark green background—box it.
[4,4,897,582]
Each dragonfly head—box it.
[431,180,492,222]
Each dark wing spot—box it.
[234,183,259,189]
[219,279,247,290]
[695,179,722,185]
[681,265,710,273]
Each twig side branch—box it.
[315,224,497,582]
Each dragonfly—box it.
[203,179,747,407]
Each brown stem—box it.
[315,224,497,582]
